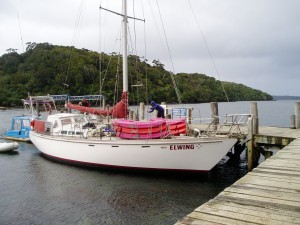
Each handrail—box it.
[198,114,253,137]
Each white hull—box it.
[30,131,236,172]
[0,142,19,152]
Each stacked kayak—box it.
[113,118,187,139]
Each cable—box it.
[187,0,229,102]
[155,0,182,104]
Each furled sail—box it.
[66,91,128,119]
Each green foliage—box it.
[0,43,273,107]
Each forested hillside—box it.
[0,43,273,106]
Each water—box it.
[0,100,297,224]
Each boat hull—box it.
[4,136,31,142]
[0,142,19,152]
[30,131,237,172]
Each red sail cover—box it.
[66,91,128,119]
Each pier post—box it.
[291,115,296,129]
[66,98,71,113]
[129,111,134,120]
[247,117,253,172]
[249,102,261,171]
[133,111,138,121]
[188,108,192,124]
[106,105,110,123]
[295,102,300,129]
[210,102,219,131]
[139,102,145,121]
[161,102,166,118]
[250,102,259,134]
[102,98,106,109]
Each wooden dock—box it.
[175,130,300,225]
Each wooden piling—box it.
[161,102,166,118]
[247,117,253,172]
[249,102,260,171]
[129,110,134,120]
[102,98,106,109]
[250,102,258,134]
[210,102,219,131]
[66,98,71,113]
[139,102,145,121]
[291,115,296,129]
[188,108,192,124]
[295,102,300,128]
[133,111,138,121]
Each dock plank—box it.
[257,166,300,175]
[195,204,298,225]
[237,175,300,191]
[206,199,300,220]
[218,191,300,208]
[237,183,299,194]
[251,168,300,179]
[246,172,300,183]
[224,186,300,202]
[183,211,256,225]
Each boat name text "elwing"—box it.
[170,144,194,150]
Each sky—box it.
[1,0,299,96]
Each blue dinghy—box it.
[4,116,31,142]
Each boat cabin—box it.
[46,113,92,136]
[4,116,31,142]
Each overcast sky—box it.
[1,0,299,96]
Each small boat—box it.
[0,142,19,153]
[4,96,58,142]
[4,116,32,142]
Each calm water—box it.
[0,100,297,224]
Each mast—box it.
[122,0,128,92]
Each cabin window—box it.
[76,132,83,135]
[23,120,30,128]
[74,117,85,124]
[13,120,21,130]
[53,121,58,128]
[61,131,67,135]
[68,131,75,135]
[61,118,72,126]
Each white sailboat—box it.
[29,0,238,172]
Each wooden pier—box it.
[175,128,300,225]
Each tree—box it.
[152,59,164,69]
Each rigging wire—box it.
[131,0,140,106]
[155,0,182,104]
[98,0,103,99]
[98,0,110,102]
[17,11,25,53]
[187,0,229,102]
[114,53,121,106]
[141,0,149,107]
[62,0,85,95]
[99,29,122,93]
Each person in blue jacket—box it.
[148,101,165,118]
